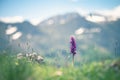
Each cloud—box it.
[75,27,101,35]
[5,25,22,40]
[96,6,120,21]
[0,16,42,25]
[11,32,22,40]
[85,15,106,23]
[29,18,41,26]
[75,27,85,35]
[0,16,24,23]
[76,5,120,23]
[1,5,120,24]
[6,25,17,35]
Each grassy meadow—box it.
[0,53,120,80]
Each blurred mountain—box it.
[0,21,43,53]
[37,12,120,56]
[0,12,120,57]
[38,13,100,49]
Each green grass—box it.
[0,54,120,80]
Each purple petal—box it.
[70,35,76,56]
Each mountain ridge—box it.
[0,12,120,56]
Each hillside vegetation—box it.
[0,53,120,80]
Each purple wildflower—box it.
[70,36,76,56]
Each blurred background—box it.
[0,0,120,65]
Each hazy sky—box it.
[0,0,120,24]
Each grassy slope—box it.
[0,54,120,80]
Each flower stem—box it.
[72,55,74,67]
